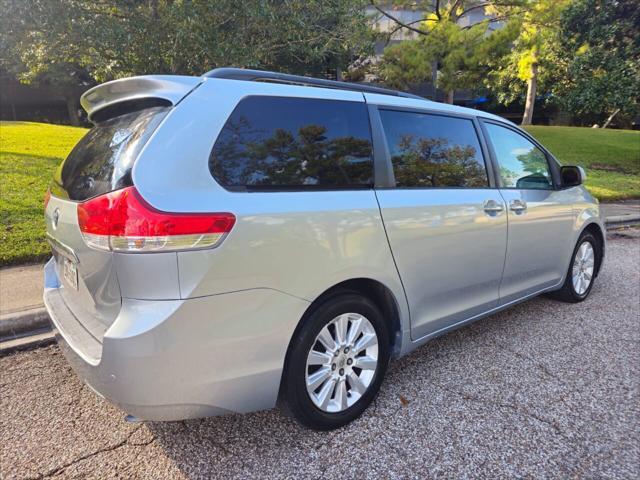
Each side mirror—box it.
[561,166,586,188]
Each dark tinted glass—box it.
[209,96,373,189]
[484,123,553,189]
[380,110,488,188]
[51,107,168,201]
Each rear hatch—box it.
[45,107,169,339]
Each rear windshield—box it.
[51,107,168,201]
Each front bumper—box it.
[44,258,310,421]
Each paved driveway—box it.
[1,234,638,479]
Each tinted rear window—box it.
[209,96,373,190]
[380,110,489,188]
[51,107,168,200]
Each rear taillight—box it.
[77,187,235,253]
[44,189,51,210]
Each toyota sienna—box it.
[43,68,605,430]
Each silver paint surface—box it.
[375,189,508,339]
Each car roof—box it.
[362,92,514,125]
[202,68,514,126]
[81,70,515,127]
[204,67,425,100]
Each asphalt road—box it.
[1,232,638,479]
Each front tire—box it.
[548,231,600,303]
[281,293,390,430]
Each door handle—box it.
[509,199,527,213]
[483,199,504,214]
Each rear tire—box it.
[548,231,600,303]
[281,293,390,430]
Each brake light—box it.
[77,187,235,252]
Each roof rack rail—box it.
[203,68,425,101]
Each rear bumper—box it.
[44,258,310,421]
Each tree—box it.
[376,40,433,92]
[373,1,524,104]
[484,0,569,125]
[0,0,374,124]
[0,0,108,124]
[554,0,640,126]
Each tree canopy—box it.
[376,0,639,125]
[1,0,374,80]
[0,0,374,123]
[375,1,523,104]
[485,0,570,124]
[2,0,639,127]
[554,0,640,125]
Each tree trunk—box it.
[602,108,621,129]
[521,62,538,125]
[66,96,80,126]
[445,90,454,104]
[431,61,438,100]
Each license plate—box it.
[62,257,78,290]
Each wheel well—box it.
[287,278,403,361]
[277,278,403,406]
[313,279,403,357]
[583,223,605,276]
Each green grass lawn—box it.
[1,122,87,266]
[0,121,638,266]
[524,125,640,201]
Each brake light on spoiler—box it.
[77,187,235,252]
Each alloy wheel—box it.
[572,241,595,295]
[305,313,379,413]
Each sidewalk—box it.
[0,263,48,345]
[1,201,639,345]
[601,200,640,222]
[0,262,50,351]
[0,264,44,315]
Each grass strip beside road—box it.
[1,122,87,266]
[524,125,640,201]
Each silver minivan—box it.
[43,68,605,430]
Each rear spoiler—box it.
[80,75,202,122]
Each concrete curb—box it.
[0,213,638,346]
[0,330,56,356]
[605,214,640,226]
[0,307,50,339]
